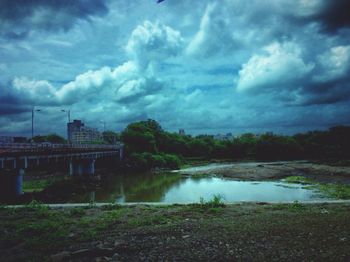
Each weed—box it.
[101,203,122,211]
[285,176,350,199]
[69,208,85,217]
[317,183,350,199]
[128,214,170,227]
[26,200,49,211]
[191,173,211,179]
[200,194,225,208]
[288,201,305,211]
[284,176,313,184]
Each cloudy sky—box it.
[1,0,350,137]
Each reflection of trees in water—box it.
[91,172,184,202]
[122,173,184,202]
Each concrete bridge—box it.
[0,142,124,198]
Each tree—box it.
[102,131,119,144]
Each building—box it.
[0,136,14,143]
[0,136,28,143]
[67,120,102,144]
[179,129,185,135]
[214,133,234,141]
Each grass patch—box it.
[199,194,225,208]
[191,173,211,179]
[128,213,171,227]
[23,177,64,193]
[317,184,350,199]
[285,176,350,199]
[284,176,314,184]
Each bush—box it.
[128,152,182,170]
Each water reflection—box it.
[68,172,327,204]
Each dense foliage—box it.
[121,119,350,170]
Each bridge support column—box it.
[69,159,95,177]
[0,168,24,199]
[119,147,124,161]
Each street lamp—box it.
[61,109,71,144]
[61,109,71,123]
[31,107,42,140]
[100,120,106,132]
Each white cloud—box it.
[56,61,138,104]
[126,20,183,69]
[237,42,314,92]
[186,2,233,57]
[12,77,57,104]
[314,45,350,82]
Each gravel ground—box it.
[0,203,349,261]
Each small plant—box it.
[26,200,49,211]
[199,194,225,208]
[192,173,210,179]
[288,201,305,212]
[69,208,85,216]
[317,183,350,199]
[101,203,121,211]
[284,176,313,184]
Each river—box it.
[66,163,328,203]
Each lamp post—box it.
[100,120,106,132]
[31,107,41,141]
[61,109,71,123]
[61,109,71,144]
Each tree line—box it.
[33,119,350,170]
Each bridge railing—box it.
[0,142,123,153]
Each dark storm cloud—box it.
[0,0,108,38]
[313,0,350,33]
[294,0,350,33]
[0,84,29,115]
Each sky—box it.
[0,0,350,137]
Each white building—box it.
[67,120,102,144]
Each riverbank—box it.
[178,160,350,184]
[0,202,349,261]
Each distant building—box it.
[0,136,28,143]
[214,133,234,141]
[179,129,185,135]
[67,120,102,144]
[14,137,28,143]
[0,136,14,143]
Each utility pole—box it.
[61,109,71,123]
[31,107,41,141]
[100,120,106,132]
[61,109,71,144]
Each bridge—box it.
[0,142,124,198]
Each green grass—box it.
[191,173,211,179]
[317,184,350,199]
[199,194,225,208]
[284,176,314,184]
[285,176,350,199]
[23,177,64,193]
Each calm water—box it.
[68,171,327,204]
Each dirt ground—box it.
[0,203,349,261]
[179,161,350,184]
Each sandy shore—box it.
[179,161,350,183]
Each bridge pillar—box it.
[69,159,95,177]
[0,168,24,199]
[119,147,124,161]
